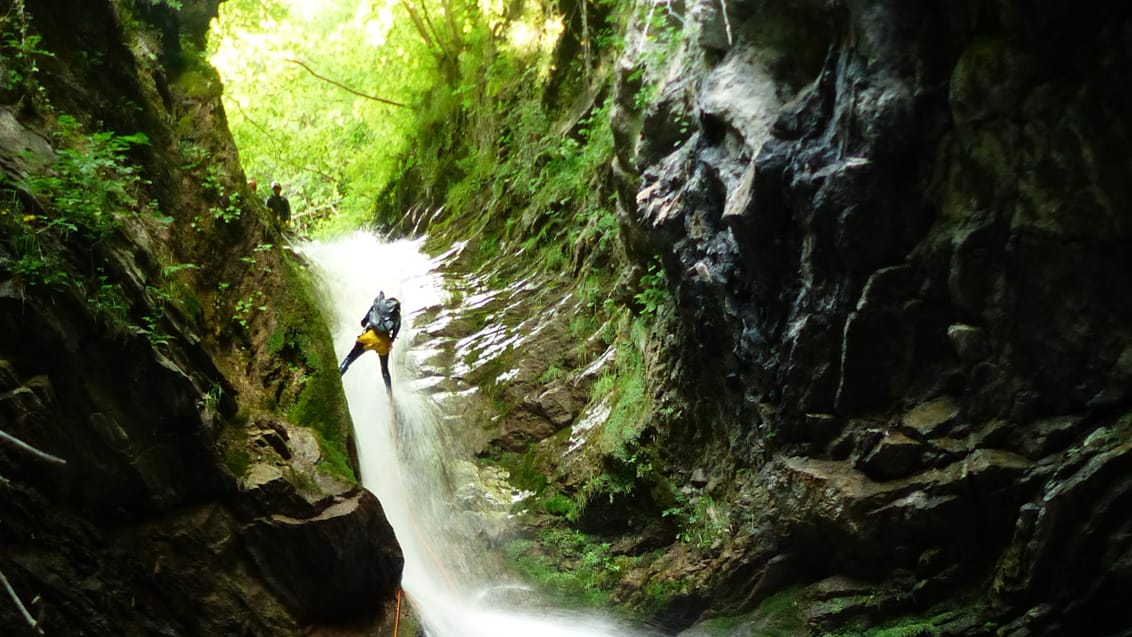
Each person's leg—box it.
[379,353,392,395]
[339,341,365,376]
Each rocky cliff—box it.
[609,0,1132,634]
[368,0,1132,633]
[4,0,1131,634]
[0,1,401,634]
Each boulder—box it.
[241,489,403,624]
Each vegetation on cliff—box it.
[214,0,1132,635]
[207,0,709,624]
[0,1,402,633]
[4,0,1127,634]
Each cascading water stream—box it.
[301,232,653,637]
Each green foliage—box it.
[502,527,625,607]
[15,115,151,245]
[560,312,670,523]
[539,365,566,384]
[634,256,668,316]
[661,492,733,549]
[495,449,548,495]
[640,576,690,616]
[541,492,578,518]
[0,0,53,96]
[822,620,941,637]
[232,289,266,329]
[209,0,431,231]
[3,235,70,289]
[750,586,807,637]
[581,466,637,508]
[203,165,243,223]
[275,260,357,482]
[377,0,627,279]
[88,271,131,332]
[178,141,208,171]
[632,0,687,111]
[870,625,938,637]
[141,285,174,348]
[313,429,357,482]
[197,383,224,415]
[676,586,807,637]
[1,116,163,352]
[590,313,651,460]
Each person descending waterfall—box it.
[339,291,402,395]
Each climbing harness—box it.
[358,328,394,356]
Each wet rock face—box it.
[242,490,403,624]
[614,0,1132,632]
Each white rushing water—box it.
[301,231,654,637]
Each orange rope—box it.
[392,587,402,637]
[389,390,456,589]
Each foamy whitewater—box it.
[300,231,653,637]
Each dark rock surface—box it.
[610,0,1132,633]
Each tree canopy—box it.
[208,0,437,232]
[209,0,581,236]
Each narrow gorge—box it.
[1,0,1130,636]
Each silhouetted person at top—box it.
[266,181,291,226]
[339,291,402,396]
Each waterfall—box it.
[301,231,653,637]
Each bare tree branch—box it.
[717,0,733,46]
[0,427,62,633]
[284,59,408,108]
[0,429,65,465]
[1,566,43,634]
[228,98,345,188]
[399,0,434,47]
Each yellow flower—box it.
[23,214,36,222]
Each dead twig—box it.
[0,427,62,633]
[0,426,63,633]
[1,566,43,634]
[0,429,65,465]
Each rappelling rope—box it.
[393,587,402,637]
[389,387,455,588]
[387,385,457,636]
